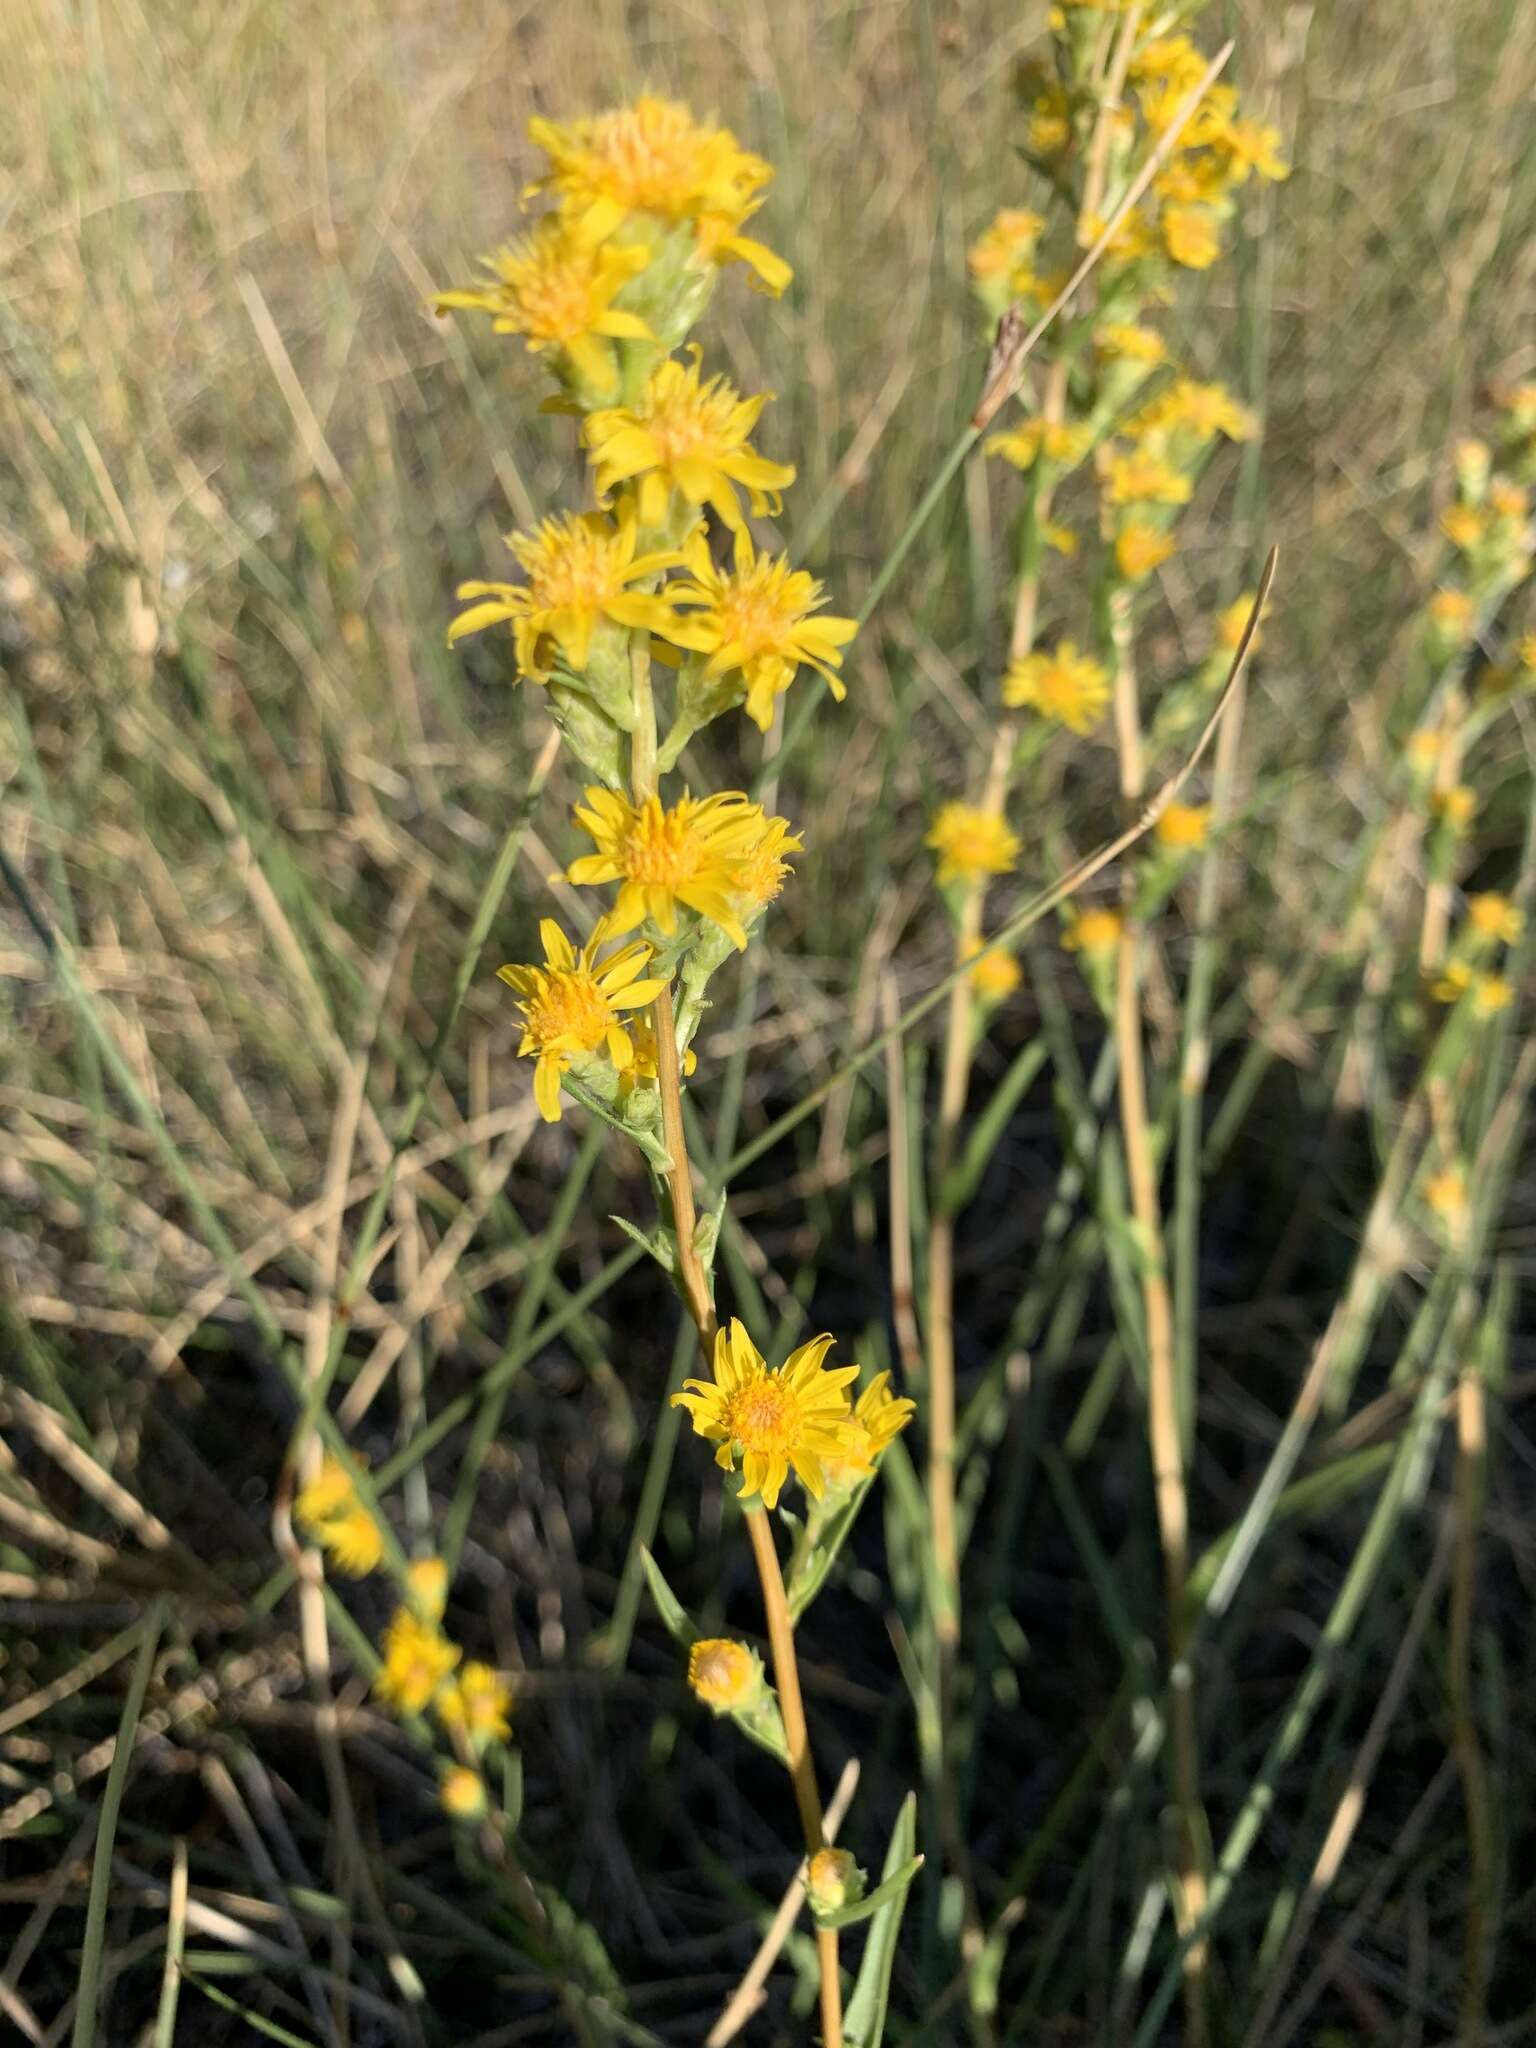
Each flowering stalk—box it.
[942,8,1288,2029]
[436,97,917,2042]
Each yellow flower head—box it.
[968,208,1045,288]
[296,1455,356,1527]
[1214,117,1289,185]
[449,511,681,684]
[671,1318,861,1510]
[433,214,653,393]
[583,350,794,534]
[295,1457,384,1577]
[1489,478,1530,523]
[1428,588,1475,641]
[1063,906,1124,956]
[819,1371,917,1489]
[439,1765,488,1822]
[1431,784,1477,831]
[620,1014,698,1094]
[1217,593,1263,653]
[926,803,1021,886]
[807,1848,865,1916]
[963,937,1023,1001]
[1466,892,1524,944]
[1095,322,1167,365]
[1114,521,1177,582]
[527,98,790,292]
[320,1506,385,1576]
[1155,802,1211,851]
[1081,206,1156,265]
[665,526,857,732]
[1441,504,1487,551]
[687,1637,762,1712]
[1132,378,1256,446]
[1406,726,1446,775]
[1473,974,1514,1017]
[1026,80,1073,158]
[436,1661,513,1745]
[984,419,1092,473]
[1101,449,1193,508]
[406,1556,449,1622]
[567,788,785,951]
[497,918,667,1122]
[1002,640,1111,734]
[1161,204,1222,270]
[734,813,804,918]
[1519,634,1536,674]
[1424,1167,1467,1223]
[1129,34,1208,93]
[376,1609,461,1716]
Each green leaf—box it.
[816,1854,924,1931]
[609,1213,676,1276]
[1186,1445,1396,1609]
[939,1037,1049,1215]
[639,1547,699,1648]
[786,1475,877,1622]
[843,1792,919,2048]
[500,1747,524,1836]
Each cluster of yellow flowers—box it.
[942,6,1283,997]
[439,102,857,1132]
[295,1469,513,1813]
[1423,391,1536,677]
[436,113,922,1941]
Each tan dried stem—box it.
[628,634,842,2048]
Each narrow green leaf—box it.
[939,1038,1049,1215]
[639,1547,700,1649]
[843,1792,918,2048]
[816,1853,924,1931]
[181,1973,322,2047]
[74,1597,168,2048]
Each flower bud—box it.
[807,1848,865,1918]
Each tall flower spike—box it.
[664,525,858,732]
[497,919,667,1123]
[583,350,795,534]
[433,213,653,397]
[448,510,681,684]
[566,788,782,950]
[671,1318,861,1510]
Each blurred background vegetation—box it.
[4,1,1536,2042]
